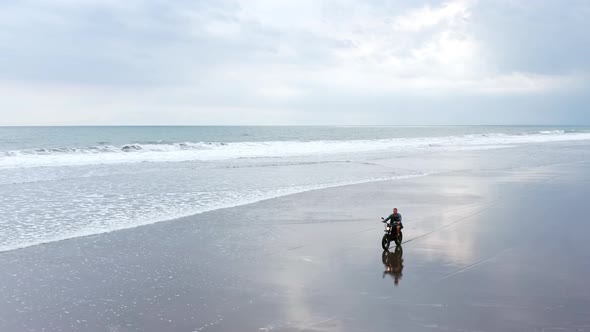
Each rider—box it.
[383,208,403,234]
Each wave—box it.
[538,130,565,134]
[2,131,590,168]
[0,173,428,253]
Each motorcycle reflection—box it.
[382,246,404,286]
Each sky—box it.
[0,0,589,125]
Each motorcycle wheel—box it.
[381,235,390,250]
[394,232,403,247]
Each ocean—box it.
[2,125,590,253]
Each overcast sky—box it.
[1,0,589,125]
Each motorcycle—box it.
[381,217,403,249]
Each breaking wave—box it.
[2,130,590,168]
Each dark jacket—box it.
[384,213,402,224]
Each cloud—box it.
[0,0,588,125]
[393,0,472,32]
[471,0,590,74]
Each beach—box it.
[2,141,590,331]
[2,0,590,329]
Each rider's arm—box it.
[383,214,392,222]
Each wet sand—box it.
[1,161,590,331]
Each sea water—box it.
[1,126,589,252]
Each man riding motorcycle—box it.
[382,207,403,234]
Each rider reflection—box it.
[382,246,404,286]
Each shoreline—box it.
[4,139,590,257]
[0,172,431,254]
[5,145,590,255]
[2,155,587,255]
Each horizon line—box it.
[1,124,588,128]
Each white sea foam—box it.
[0,173,427,253]
[2,131,590,169]
[538,130,565,134]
